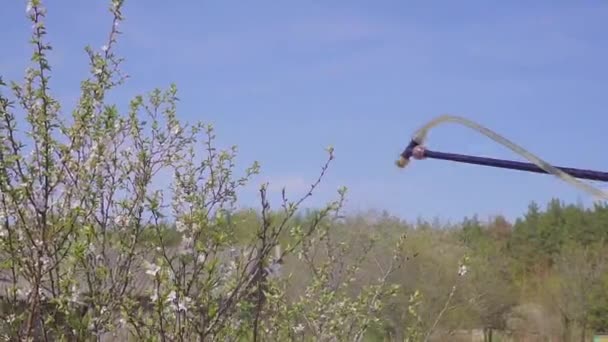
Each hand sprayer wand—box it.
[396,115,608,200]
[397,139,608,182]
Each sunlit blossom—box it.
[144,261,161,276]
[175,220,186,232]
[458,264,468,276]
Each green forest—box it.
[143,198,608,340]
[163,199,608,341]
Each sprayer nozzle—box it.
[396,139,420,168]
[396,157,409,168]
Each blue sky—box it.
[3,0,608,223]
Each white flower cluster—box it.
[175,220,186,233]
[150,288,193,313]
[144,260,161,277]
[178,235,194,255]
[458,264,468,276]
[114,215,130,227]
[292,323,305,333]
[0,211,6,238]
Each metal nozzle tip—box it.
[396,157,409,168]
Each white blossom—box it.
[114,215,130,227]
[37,287,46,300]
[87,243,96,255]
[17,288,31,299]
[17,229,25,242]
[171,123,181,136]
[166,290,177,303]
[33,98,43,110]
[39,254,51,270]
[178,235,194,255]
[70,285,79,303]
[458,264,468,276]
[197,253,206,263]
[144,260,161,277]
[150,289,158,302]
[175,220,186,233]
[177,296,192,312]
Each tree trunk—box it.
[483,328,493,342]
[580,319,587,342]
[562,316,571,342]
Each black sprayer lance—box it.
[396,115,608,201]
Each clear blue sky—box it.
[3,0,608,223]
